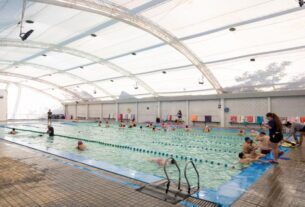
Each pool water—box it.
[0,122,250,190]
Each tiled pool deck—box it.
[232,143,305,207]
[0,140,217,207]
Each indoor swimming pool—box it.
[1,122,252,189]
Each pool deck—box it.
[0,140,217,207]
[232,143,305,207]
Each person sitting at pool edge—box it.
[238,152,260,164]
[77,140,86,151]
[47,125,54,136]
[284,121,305,146]
[9,128,17,135]
[255,132,272,155]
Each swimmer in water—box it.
[239,128,245,136]
[204,125,210,133]
[77,140,86,151]
[98,120,102,127]
[9,128,17,135]
[105,121,110,128]
[184,125,190,132]
[149,158,175,167]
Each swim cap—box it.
[259,131,266,135]
[78,140,83,145]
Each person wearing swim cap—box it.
[77,140,86,151]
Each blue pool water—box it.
[0,121,287,206]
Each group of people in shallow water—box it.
[238,112,305,165]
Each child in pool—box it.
[105,121,110,128]
[76,140,86,151]
[184,125,190,132]
[204,126,210,133]
[239,128,245,136]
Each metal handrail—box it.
[184,160,200,194]
[163,157,181,194]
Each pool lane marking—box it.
[0,125,237,168]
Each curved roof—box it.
[1,0,305,103]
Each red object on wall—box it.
[118,114,123,121]
[230,115,237,123]
[246,116,254,123]
[300,116,305,123]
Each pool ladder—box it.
[163,157,200,195]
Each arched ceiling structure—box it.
[1,0,305,103]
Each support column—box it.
[100,104,103,120]
[115,102,119,121]
[186,100,189,125]
[75,104,78,120]
[86,104,89,120]
[136,102,139,123]
[267,97,271,112]
[220,98,225,128]
[157,101,161,119]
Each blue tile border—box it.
[0,130,290,207]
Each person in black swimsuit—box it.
[47,125,54,136]
[47,109,52,125]
[264,112,283,164]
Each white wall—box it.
[89,104,101,118]
[138,102,158,123]
[64,93,305,126]
[0,90,7,121]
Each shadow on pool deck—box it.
[0,140,217,207]
[232,144,305,207]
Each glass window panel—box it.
[40,73,83,86]
[68,22,162,59]
[142,0,297,38]
[28,52,91,70]
[95,77,148,96]
[4,65,54,77]
[68,64,122,81]
[138,67,213,93]
[111,45,192,74]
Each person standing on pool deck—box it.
[177,110,182,122]
[47,109,52,125]
[284,121,305,146]
[264,112,283,164]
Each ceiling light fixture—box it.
[250,58,255,62]
[162,71,167,74]
[299,0,304,7]
[25,20,34,24]
[198,76,204,85]
[110,79,114,82]
[79,66,84,69]
[19,1,34,41]
[229,27,236,32]
[134,82,138,90]
[42,54,47,57]
[131,52,136,56]
[90,34,97,37]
